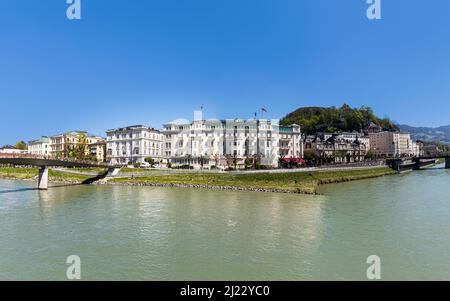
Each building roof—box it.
[89,140,106,146]
[0,145,17,150]
[28,136,50,144]
[65,130,87,135]
[51,130,102,138]
[164,119,191,125]
[106,125,159,133]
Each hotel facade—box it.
[28,137,51,157]
[161,112,303,169]
[106,125,164,165]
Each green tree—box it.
[144,157,155,167]
[15,141,27,150]
[303,149,319,166]
[69,133,88,160]
[365,149,375,161]
[244,157,253,169]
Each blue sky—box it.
[1,0,449,145]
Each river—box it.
[1,165,450,280]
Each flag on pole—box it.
[261,107,267,113]
[200,104,204,110]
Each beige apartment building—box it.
[50,131,104,159]
[369,131,422,157]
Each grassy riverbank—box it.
[0,167,396,194]
[0,168,38,180]
[0,167,93,183]
[109,167,397,194]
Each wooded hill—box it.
[280,104,399,134]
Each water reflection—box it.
[0,187,38,194]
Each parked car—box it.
[140,162,151,168]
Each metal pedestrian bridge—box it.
[0,156,121,190]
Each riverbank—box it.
[0,167,94,184]
[107,167,397,194]
[0,167,397,194]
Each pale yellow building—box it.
[89,140,107,162]
[50,131,104,159]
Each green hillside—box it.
[280,104,399,134]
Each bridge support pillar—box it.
[38,166,49,190]
[446,157,450,169]
[412,158,421,170]
[107,167,121,177]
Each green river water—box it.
[1,166,449,280]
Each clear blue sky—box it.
[1,0,449,145]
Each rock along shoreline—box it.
[96,181,320,195]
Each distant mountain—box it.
[398,124,450,145]
[280,104,399,134]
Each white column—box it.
[38,166,49,190]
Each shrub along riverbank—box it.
[0,167,396,194]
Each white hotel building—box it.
[28,136,51,157]
[162,111,303,169]
[106,125,163,165]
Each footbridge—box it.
[415,154,450,167]
[387,153,450,171]
[0,156,121,190]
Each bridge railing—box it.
[0,153,112,167]
[0,153,46,159]
[417,152,450,158]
